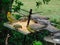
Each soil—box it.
[19,20,36,30]
[10,20,36,33]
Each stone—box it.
[29,24,45,31]
[44,25,59,33]
[37,19,51,25]
[31,14,49,20]
[19,17,27,21]
[54,33,60,36]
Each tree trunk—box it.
[0,0,14,21]
[0,0,2,14]
[0,0,14,15]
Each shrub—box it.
[33,40,42,45]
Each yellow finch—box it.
[7,12,17,23]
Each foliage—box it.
[51,19,60,29]
[13,0,23,12]
[1,0,13,14]
[36,1,42,8]
[12,14,22,20]
[33,40,42,45]
[2,0,10,4]
[35,0,51,8]
[43,0,51,4]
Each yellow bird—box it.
[7,12,17,23]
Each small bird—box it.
[13,24,22,30]
[7,12,17,24]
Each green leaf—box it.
[33,41,42,45]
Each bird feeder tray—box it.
[4,18,45,35]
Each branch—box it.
[5,34,10,45]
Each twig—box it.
[5,34,10,45]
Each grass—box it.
[13,0,60,21]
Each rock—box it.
[54,36,60,39]
[32,18,51,28]
[44,25,59,33]
[31,14,50,24]
[54,33,60,36]
[31,18,39,23]
[29,24,45,31]
[53,33,60,42]
[31,14,49,20]
[51,23,57,26]
[19,17,27,21]
[37,19,51,25]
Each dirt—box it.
[19,20,36,30]
[10,20,36,34]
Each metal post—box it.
[27,9,32,27]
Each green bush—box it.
[33,40,42,45]
[12,14,22,20]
